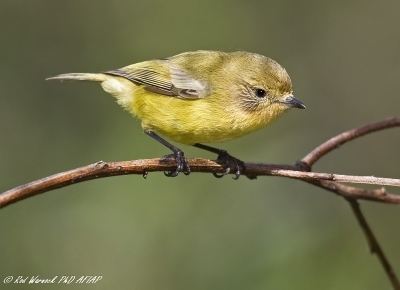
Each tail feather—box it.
[46,73,107,82]
[47,72,136,108]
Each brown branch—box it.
[299,116,400,290]
[301,116,400,166]
[348,199,400,289]
[1,159,399,208]
[1,117,399,289]
[305,179,399,203]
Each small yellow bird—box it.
[48,50,305,178]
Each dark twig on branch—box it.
[347,199,400,289]
[1,117,399,289]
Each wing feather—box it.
[104,60,209,99]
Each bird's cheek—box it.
[267,103,289,116]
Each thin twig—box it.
[348,200,400,289]
[305,180,398,203]
[301,116,400,167]
[299,117,400,290]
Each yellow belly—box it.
[128,88,285,145]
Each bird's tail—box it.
[46,73,107,82]
[47,72,136,109]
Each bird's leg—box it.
[145,130,190,177]
[193,143,251,179]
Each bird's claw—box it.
[213,167,230,178]
[214,151,245,180]
[163,151,191,177]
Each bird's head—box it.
[229,52,305,118]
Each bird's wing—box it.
[104,60,209,99]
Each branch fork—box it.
[1,117,399,289]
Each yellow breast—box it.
[129,87,286,144]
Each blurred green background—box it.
[1,0,399,289]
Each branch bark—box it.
[1,117,399,289]
[1,158,399,208]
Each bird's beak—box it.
[279,95,306,109]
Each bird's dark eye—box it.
[255,88,267,98]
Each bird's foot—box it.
[162,151,191,177]
[213,151,246,180]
